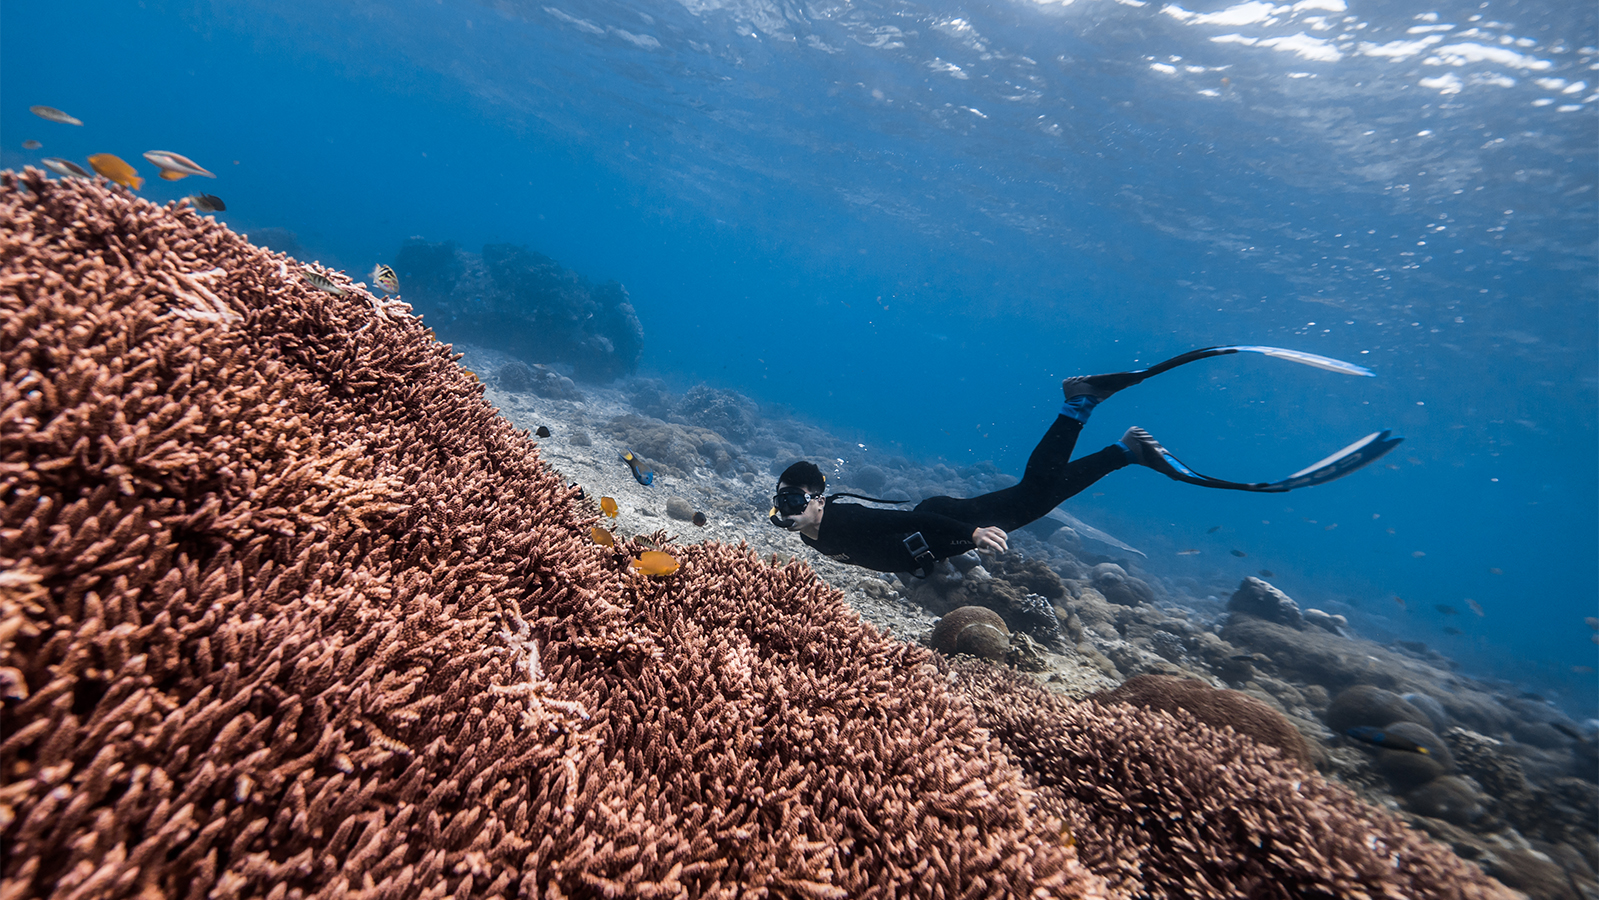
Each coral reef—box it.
[393,238,643,381]
[1090,674,1313,770]
[956,661,1520,900]
[672,384,758,444]
[2,172,1110,898]
[930,606,1011,662]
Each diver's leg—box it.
[917,415,1132,532]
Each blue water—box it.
[4,0,1594,713]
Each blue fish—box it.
[622,451,654,486]
[1345,726,1430,754]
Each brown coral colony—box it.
[0,170,1522,899]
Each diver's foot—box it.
[1119,427,1185,480]
[1062,371,1144,402]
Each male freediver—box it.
[766,345,1403,576]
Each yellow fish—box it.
[600,497,619,518]
[629,550,679,577]
[590,526,615,547]
[88,154,143,190]
[159,170,189,181]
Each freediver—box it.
[766,345,1403,576]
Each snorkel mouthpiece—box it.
[768,506,799,530]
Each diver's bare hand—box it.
[972,526,1008,553]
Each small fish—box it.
[1435,604,1458,616]
[600,497,619,518]
[692,511,708,527]
[1206,525,1221,534]
[159,170,189,181]
[1489,567,1503,575]
[1393,596,1406,609]
[1258,569,1275,578]
[1586,617,1597,630]
[622,451,654,486]
[629,550,680,577]
[21,140,40,150]
[189,193,226,212]
[30,105,83,126]
[463,369,477,381]
[143,150,215,178]
[370,263,400,295]
[1411,550,1426,558]
[1465,598,1484,617]
[1324,523,1338,531]
[590,526,615,547]
[1442,626,1462,635]
[87,153,143,189]
[535,426,552,438]
[1176,549,1201,556]
[1231,549,1247,558]
[1346,726,1430,754]
[300,269,347,295]
[40,158,90,179]
[1230,653,1272,666]
[1573,666,1595,675]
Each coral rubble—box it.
[1,171,1522,898]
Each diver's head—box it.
[770,461,826,531]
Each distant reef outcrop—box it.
[395,237,643,381]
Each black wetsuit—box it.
[800,414,1128,574]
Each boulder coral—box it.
[1089,674,1313,771]
[0,171,1518,899]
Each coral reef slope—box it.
[0,172,1516,899]
[0,171,1096,898]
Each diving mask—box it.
[768,487,823,530]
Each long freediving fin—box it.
[1142,430,1403,493]
[1127,344,1375,383]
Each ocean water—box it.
[2,0,1594,714]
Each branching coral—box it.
[0,171,1105,899]
[0,171,1518,900]
[952,660,1520,900]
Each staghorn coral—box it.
[953,660,1520,900]
[0,171,1517,900]
[0,170,1104,899]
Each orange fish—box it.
[590,526,615,547]
[87,153,143,189]
[629,550,679,577]
[600,497,618,518]
[159,170,188,181]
